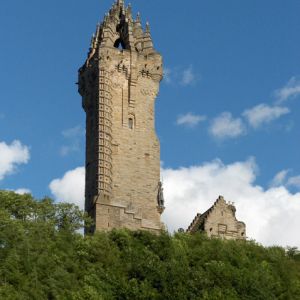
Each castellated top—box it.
[82,0,162,68]
[78,0,165,233]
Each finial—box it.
[126,3,132,15]
[95,23,100,42]
[125,3,133,22]
[104,13,109,24]
[117,0,125,8]
[90,34,95,48]
[136,12,141,23]
[146,21,150,33]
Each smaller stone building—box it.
[187,196,246,240]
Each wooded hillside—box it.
[0,191,299,299]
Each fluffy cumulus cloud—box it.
[209,112,246,140]
[275,77,300,103]
[49,167,85,209]
[162,158,300,248]
[243,104,290,129]
[54,160,300,247]
[0,140,30,181]
[177,113,206,127]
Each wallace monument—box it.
[78,0,165,233]
[78,0,246,239]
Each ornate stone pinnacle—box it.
[90,34,95,48]
[117,0,125,7]
[136,12,141,23]
[146,22,150,33]
[126,3,132,15]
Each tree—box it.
[0,190,300,299]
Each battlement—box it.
[82,0,158,71]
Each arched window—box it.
[114,38,126,50]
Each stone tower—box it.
[78,0,164,233]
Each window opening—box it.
[114,38,126,50]
[128,118,134,129]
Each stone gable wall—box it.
[204,198,246,240]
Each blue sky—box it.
[1,0,300,246]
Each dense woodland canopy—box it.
[0,191,300,300]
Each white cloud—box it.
[209,112,246,140]
[177,113,206,127]
[164,66,198,86]
[62,125,84,139]
[163,68,172,84]
[270,170,290,187]
[275,77,300,103]
[243,104,290,129]
[0,140,30,181]
[53,160,300,247]
[162,158,300,248]
[287,176,300,189]
[60,125,84,156]
[270,170,300,190]
[181,66,197,86]
[15,188,31,195]
[49,167,85,209]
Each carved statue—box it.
[157,181,165,210]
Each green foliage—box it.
[0,191,300,299]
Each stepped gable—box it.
[187,196,246,240]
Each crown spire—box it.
[136,12,141,23]
[146,21,150,33]
[117,0,125,8]
[126,3,132,20]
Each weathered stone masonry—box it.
[187,196,246,240]
[78,0,165,233]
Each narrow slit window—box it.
[128,118,134,129]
